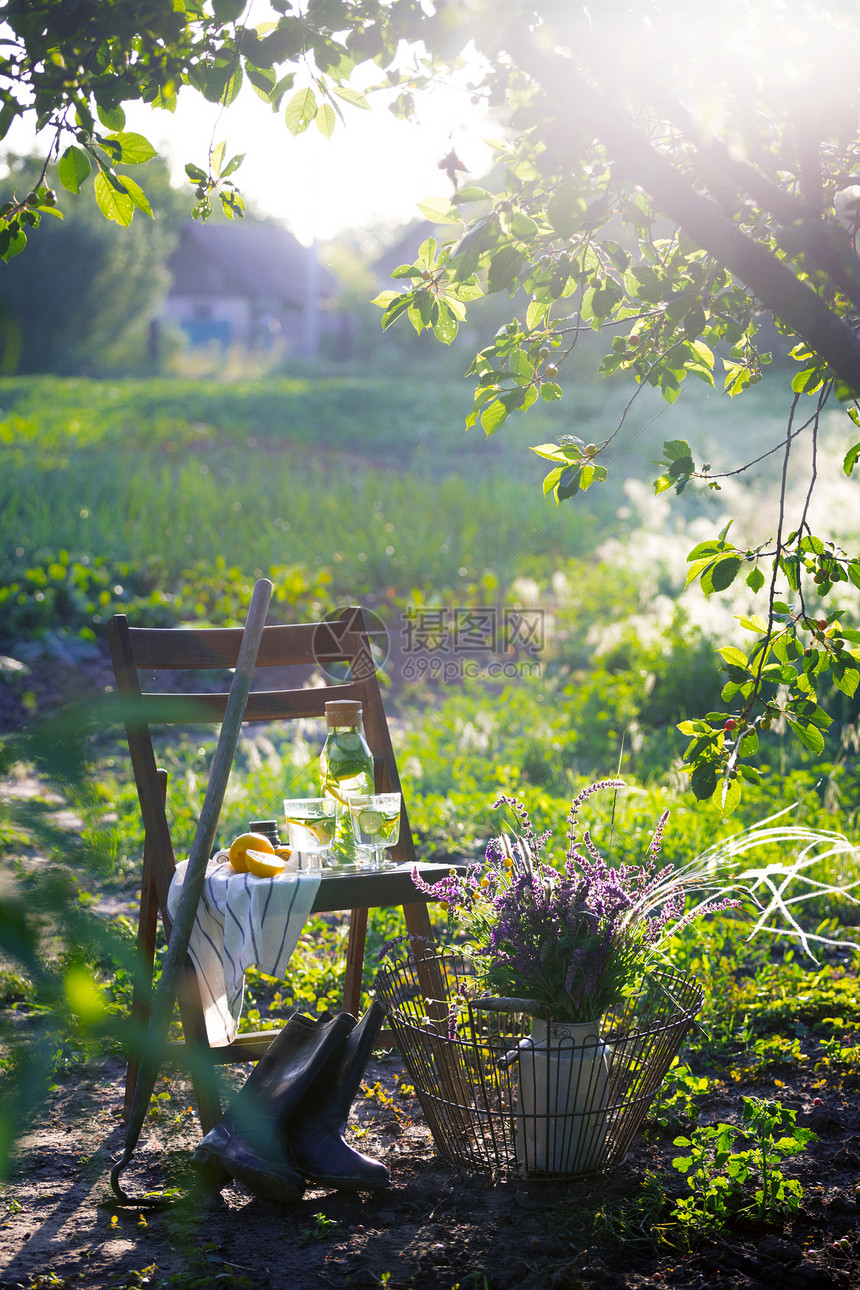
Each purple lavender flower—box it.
[412,780,746,1026]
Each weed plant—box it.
[671,1097,816,1241]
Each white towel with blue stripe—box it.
[167,854,322,1047]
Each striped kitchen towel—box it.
[167,854,322,1046]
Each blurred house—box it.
[164,221,354,359]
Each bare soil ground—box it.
[1,1043,859,1290]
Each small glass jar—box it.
[248,819,282,849]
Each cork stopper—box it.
[325,699,363,728]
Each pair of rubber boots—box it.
[191,1000,388,1203]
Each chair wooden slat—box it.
[125,620,368,670]
[131,683,367,725]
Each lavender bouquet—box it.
[413,779,741,1025]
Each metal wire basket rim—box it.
[377,949,704,1001]
[379,954,701,1042]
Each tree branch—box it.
[516,40,860,393]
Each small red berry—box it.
[818,619,828,629]
[724,718,737,732]
[813,1097,822,1106]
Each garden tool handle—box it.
[110,578,273,1204]
[471,997,549,1017]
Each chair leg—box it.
[176,961,224,1134]
[401,900,435,960]
[343,908,368,1016]
[123,858,159,1120]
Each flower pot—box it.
[515,1018,611,1176]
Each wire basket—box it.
[375,950,704,1180]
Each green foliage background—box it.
[1,370,859,1177]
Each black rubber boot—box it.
[191,1011,356,1203]
[287,1000,389,1191]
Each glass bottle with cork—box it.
[320,700,375,869]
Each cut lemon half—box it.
[228,831,274,873]
[246,849,288,878]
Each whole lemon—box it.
[228,831,275,873]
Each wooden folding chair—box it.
[107,606,456,1133]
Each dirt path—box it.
[1,1044,859,1290]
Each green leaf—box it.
[0,225,27,261]
[379,294,410,330]
[540,382,562,402]
[791,362,825,395]
[661,439,692,463]
[58,145,92,194]
[213,0,245,18]
[579,463,607,491]
[530,443,573,463]
[481,399,509,435]
[833,663,859,699]
[418,196,461,225]
[709,556,742,592]
[556,465,582,500]
[433,305,458,345]
[97,104,125,131]
[221,153,244,179]
[315,102,336,138]
[210,140,226,178]
[843,442,860,477]
[785,717,825,755]
[717,646,749,669]
[221,65,243,107]
[677,719,713,735]
[332,85,371,110]
[746,567,765,593]
[542,465,564,496]
[690,762,718,800]
[720,775,742,816]
[285,88,317,135]
[94,171,134,226]
[0,100,18,142]
[487,246,525,293]
[737,613,768,633]
[105,132,157,165]
[546,180,585,239]
[119,176,153,218]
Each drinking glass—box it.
[348,793,401,871]
[282,797,337,871]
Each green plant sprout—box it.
[671,1097,816,1242]
[646,1060,711,1129]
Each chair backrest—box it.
[107,606,415,915]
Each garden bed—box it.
[0,1037,859,1290]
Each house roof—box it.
[168,221,339,303]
